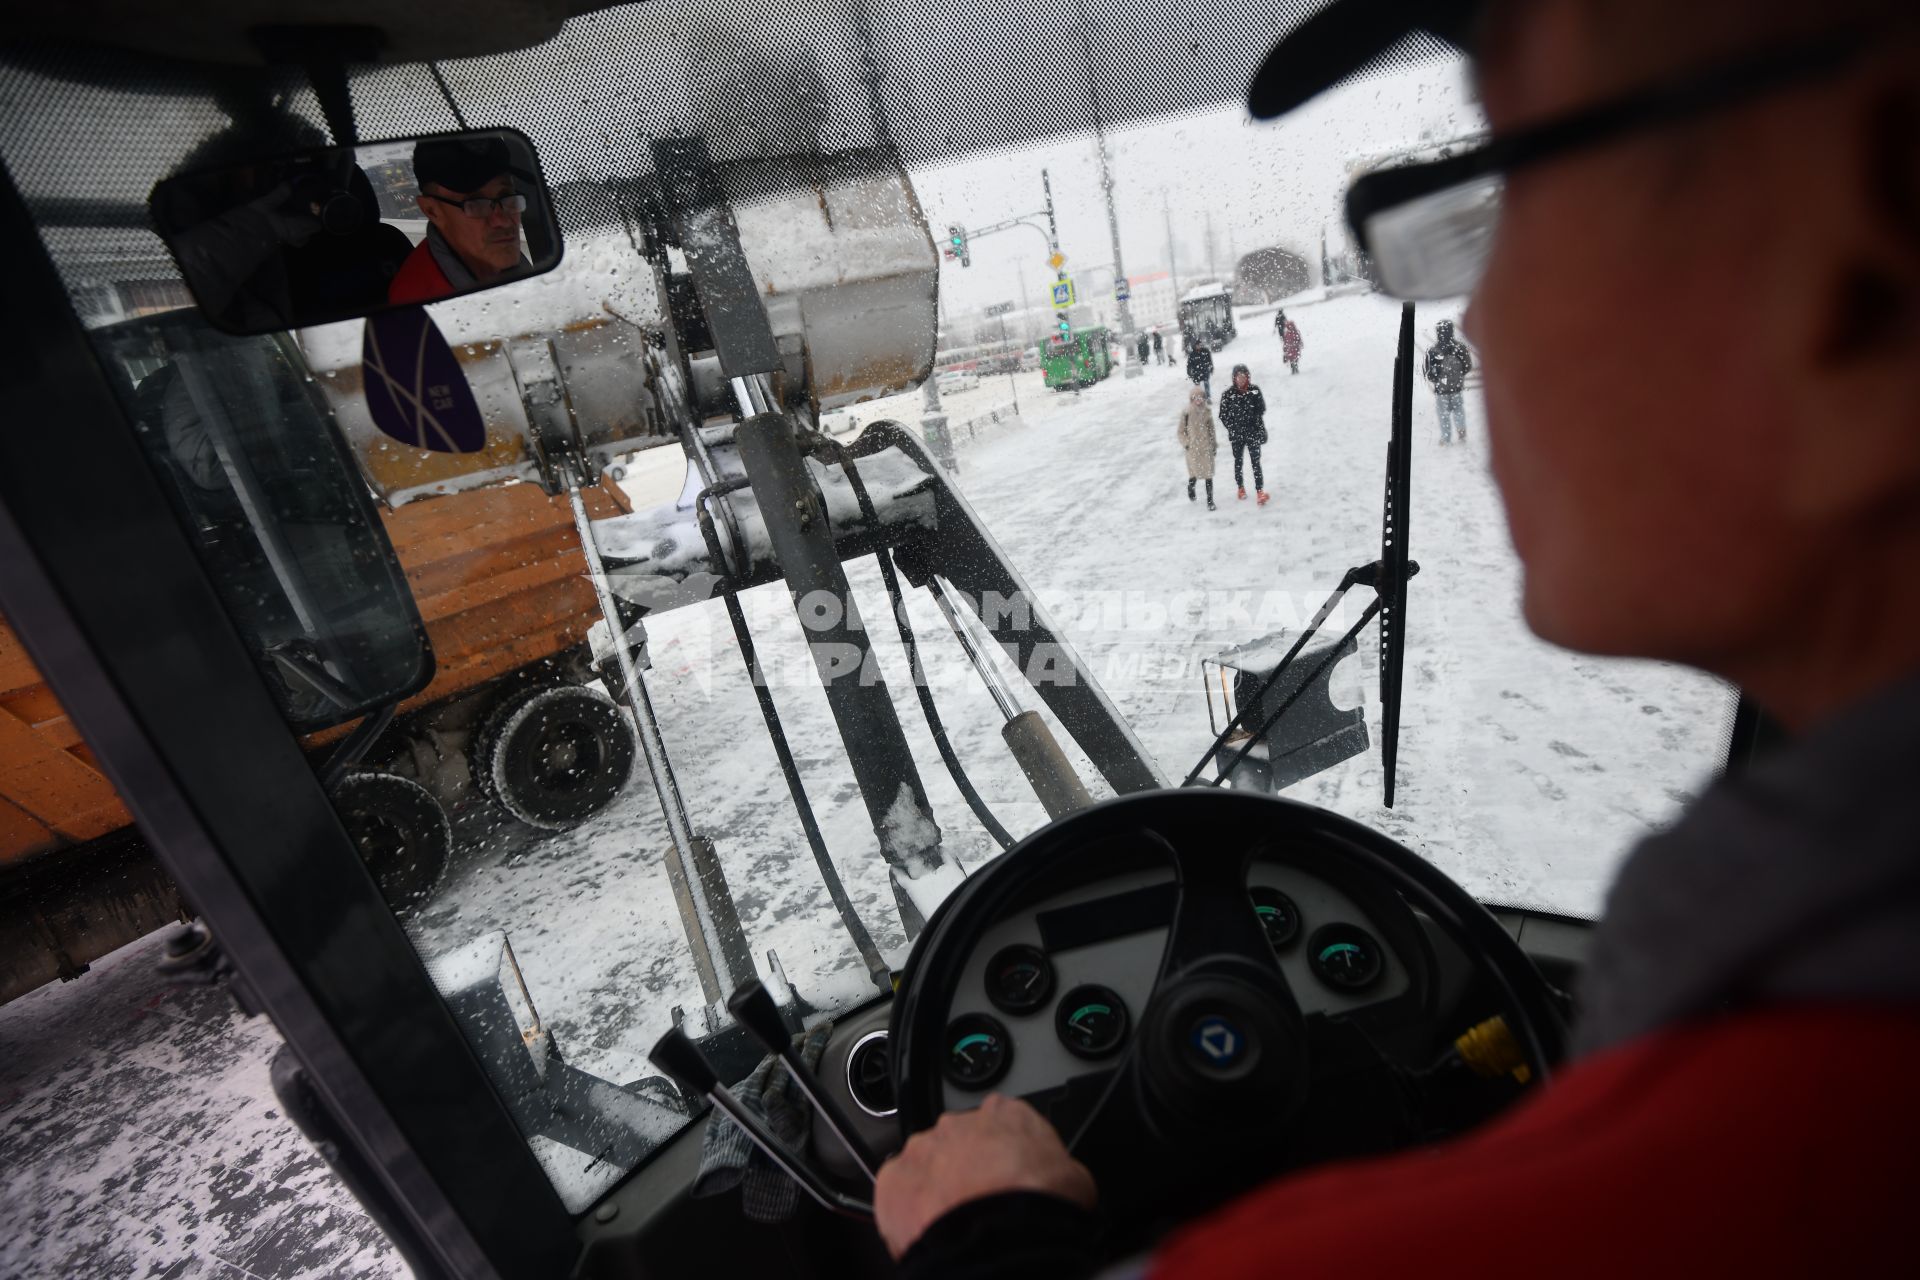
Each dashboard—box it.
[934,860,1412,1109]
[805,832,1522,1181]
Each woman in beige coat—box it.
[1176,384,1218,510]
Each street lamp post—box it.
[922,376,956,473]
[1077,2,1134,339]
[999,313,1020,419]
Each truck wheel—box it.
[331,772,451,913]
[473,684,637,831]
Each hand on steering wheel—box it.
[875,1094,1094,1259]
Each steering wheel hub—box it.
[1137,968,1306,1137]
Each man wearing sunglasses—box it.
[875,0,1920,1274]
[388,135,532,304]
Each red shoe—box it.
[1256,490,1271,506]
[1236,487,1247,500]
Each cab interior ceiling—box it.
[6,0,1450,228]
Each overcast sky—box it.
[910,54,1482,316]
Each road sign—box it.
[1051,278,1076,309]
[1114,280,1131,302]
[1048,251,1066,270]
[984,301,1017,318]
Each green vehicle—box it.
[1042,326,1114,390]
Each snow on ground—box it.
[403,289,1732,1125]
[0,931,408,1280]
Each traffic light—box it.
[946,224,970,268]
[1057,316,1072,343]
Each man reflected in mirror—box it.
[389,135,533,304]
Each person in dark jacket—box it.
[1151,328,1166,364]
[1135,331,1151,366]
[1424,318,1474,444]
[1216,364,1269,505]
[1185,336,1214,401]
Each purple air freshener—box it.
[361,306,487,453]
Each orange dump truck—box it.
[0,477,637,1007]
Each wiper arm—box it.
[1181,560,1419,791]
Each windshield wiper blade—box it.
[1380,302,1418,808]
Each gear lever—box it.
[727,978,884,1181]
[648,1025,873,1219]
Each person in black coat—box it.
[1424,318,1474,445]
[1186,336,1215,401]
[1136,331,1151,366]
[1216,363,1269,504]
[1151,328,1165,364]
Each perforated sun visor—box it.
[1248,0,1482,119]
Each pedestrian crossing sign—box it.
[1051,278,1076,308]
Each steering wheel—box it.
[889,789,1566,1237]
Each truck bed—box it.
[0,476,633,1002]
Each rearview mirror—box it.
[150,129,561,336]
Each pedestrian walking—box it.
[1151,328,1165,364]
[1136,331,1151,367]
[1424,319,1474,445]
[1217,363,1270,505]
[1176,385,1217,510]
[1186,336,1215,401]
[1277,309,1303,374]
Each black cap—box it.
[1247,0,1482,121]
[412,135,516,194]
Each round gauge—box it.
[1308,924,1385,992]
[985,944,1055,1015]
[845,1030,896,1117]
[1248,886,1301,951]
[943,1013,1012,1090]
[1055,985,1130,1060]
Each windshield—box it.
[1,0,1731,1214]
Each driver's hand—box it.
[874,1094,1096,1260]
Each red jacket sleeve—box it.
[1151,1008,1920,1279]
[387,239,454,305]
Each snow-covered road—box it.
[403,290,1732,1119]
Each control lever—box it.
[728,978,884,1181]
[648,1026,874,1219]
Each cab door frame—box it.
[0,171,577,1280]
